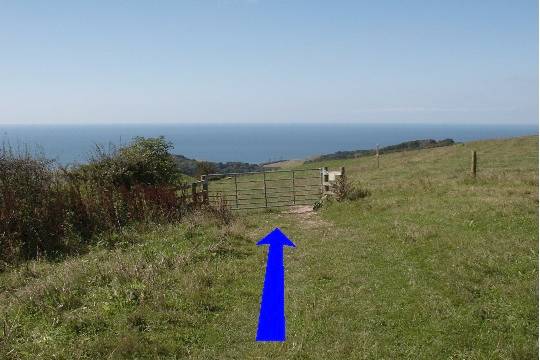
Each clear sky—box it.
[0,0,538,124]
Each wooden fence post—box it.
[376,144,380,169]
[263,172,268,208]
[292,170,296,205]
[191,182,198,205]
[323,167,329,193]
[201,175,208,204]
[234,174,239,209]
[471,150,477,177]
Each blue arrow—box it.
[256,227,296,342]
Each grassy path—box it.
[204,136,538,359]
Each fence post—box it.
[471,150,477,177]
[320,168,324,194]
[201,175,208,204]
[234,174,239,209]
[292,170,296,205]
[376,144,380,169]
[323,167,329,193]
[340,166,345,179]
[191,182,198,205]
[263,171,268,208]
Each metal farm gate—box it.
[201,168,325,210]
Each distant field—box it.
[0,136,537,359]
[262,159,305,169]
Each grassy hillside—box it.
[174,154,263,177]
[307,137,455,162]
[0,136,537,359]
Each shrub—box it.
[332,174,370,202]
[0,146,66,264]
[75,136,179,188]
[345,184,371,201]
[0,138,189,268]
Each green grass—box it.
[0,136,537,359]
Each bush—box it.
[0,138,189,268]
[345,185,371,201]
[332,174,370,201]
[0,146,66,265]
[75,136,180,188]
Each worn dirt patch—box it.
[284,205,327,228]
[285,205,314,214]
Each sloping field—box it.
[0,136,537,359]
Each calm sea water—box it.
[0,123,537,165]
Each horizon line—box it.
[0,121,538,127]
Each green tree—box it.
[195,161,217,178]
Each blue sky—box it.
[0,0,537,124]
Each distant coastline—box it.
[0,123,537,165]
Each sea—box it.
[0,123,537,165]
